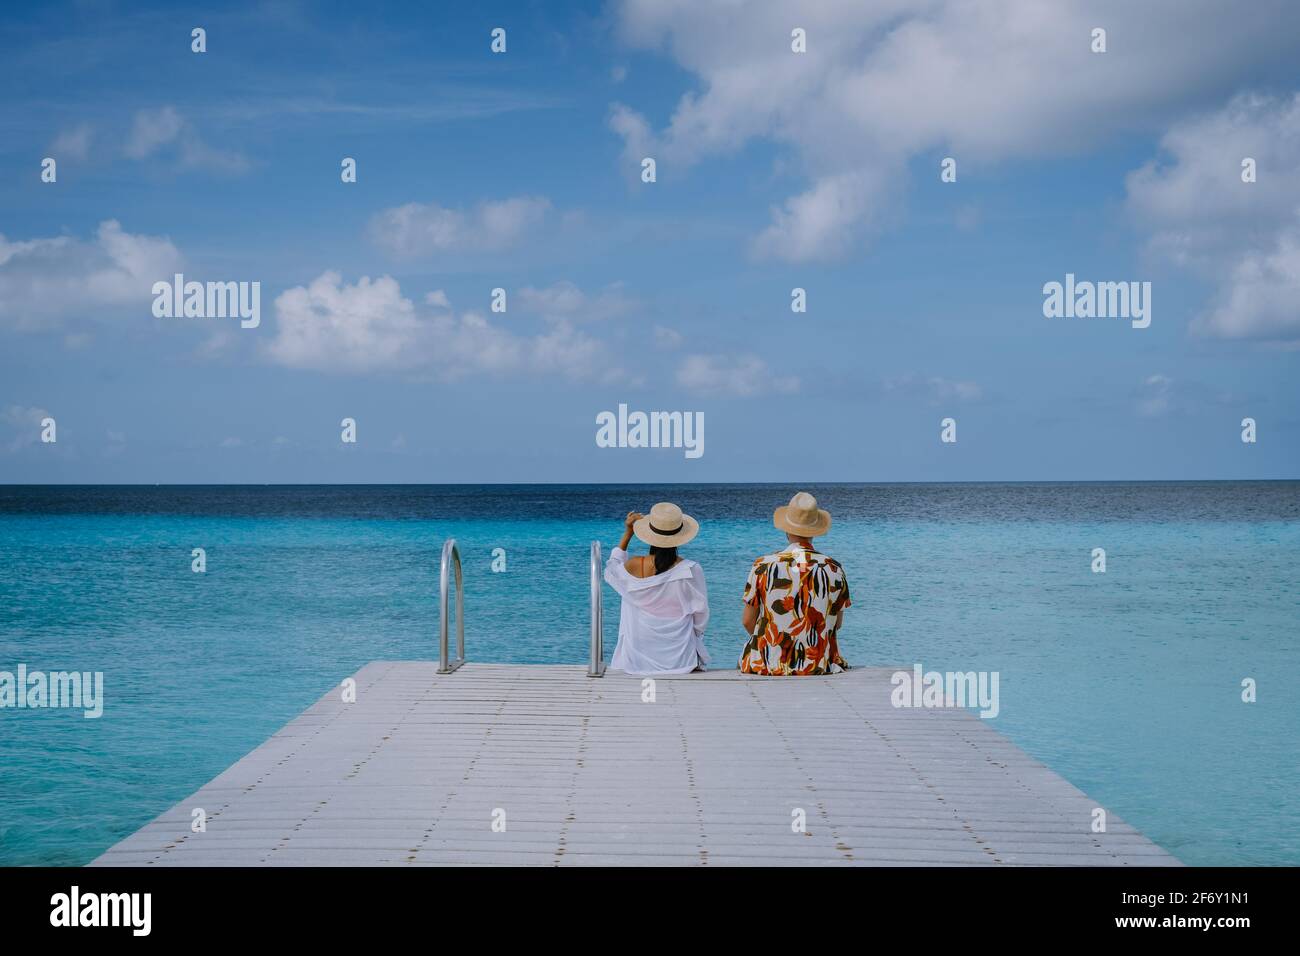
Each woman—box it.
[604,502,710,675]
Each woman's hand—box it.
[619,511,642,551]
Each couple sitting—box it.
[603,492,851,677]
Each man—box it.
[739,491,851,675]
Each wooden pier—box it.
[93,663,1179,867]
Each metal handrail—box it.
[588,540,606,677]
[438,537,599,676]
[438,539,465,674]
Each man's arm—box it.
[829,565,851,634]
[741,557,766,634]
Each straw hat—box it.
[633,502,699,548]
[774,491,832,538]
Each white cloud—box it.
[1132,373,1236,415]
[124,107,248,173]
[369,196,551,258]
[1126,94,1300,260]
[1,404,48,428]
[1,405,50,453]
[263,272,628,383]
[125,107,184,158]
[264,272,428,374]
[1137,374,1173,417]
[50,123,93,162]
[1126,93,1300,343]
[677,353,799,397]
[883,374,984,405]
[176,137,250,174]
[0,220,183,332]
[1197,232,1300,342]
[611,0,1300,261]
[752,169,884,262]
[519,280,585,316]
[517,280,637,322]
[608,103,656,183]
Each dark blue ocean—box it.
[1,482,1297,865]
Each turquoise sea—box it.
[1,482,1297,866]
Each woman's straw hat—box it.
[773,491,832,537]
[633,502,699,548]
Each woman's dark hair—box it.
[649,544,678,575]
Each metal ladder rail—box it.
[589,540,606,677]
[437,537,605,676]
[437,538,465,674]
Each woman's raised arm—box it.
[616,511,641,552]
[604,511,642,595]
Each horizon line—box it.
[2,479,1297,488]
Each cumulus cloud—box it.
[610,0,1300,261]
[676,353,799,397]
[0,220,183,332]
[753,169,885,261]
[369,196,551,257]
[124,107,248,173]
[264,272,428,374]
[1196,234,1300,342]
[1127,93,1300,343]
[608,103,657,183]
[263,271,628,383]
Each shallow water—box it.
[1,482,1296,865]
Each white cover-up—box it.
[604,546,711,675]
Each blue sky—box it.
[2,0,1299,483]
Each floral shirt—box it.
[739,547,851,676]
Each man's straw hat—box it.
[773,491,832,538]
